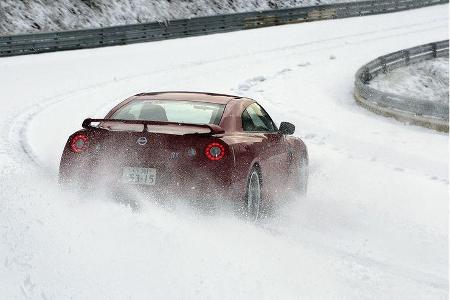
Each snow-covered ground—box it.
[0,4,448,300]
[0,0,364,35]
[370,57,449,103]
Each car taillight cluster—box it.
[205,142,225,161]
[69,134,225,160]
[70,134,89,153]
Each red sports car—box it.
[59,91,308,218]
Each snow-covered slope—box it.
[370,57,449,103]
[0,4,448,300]
[0,0,362,35]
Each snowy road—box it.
[0,5,448,299]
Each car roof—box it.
[132,91,250,105]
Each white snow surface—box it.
[0,5,448,300]
[370,57,449,103]
[0,0,363,35]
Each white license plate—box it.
[121,167,156,185]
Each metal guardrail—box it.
[354,40,449,132]
[0,0,447,57]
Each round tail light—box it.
[205,142,225,161]
[70,134,89,153]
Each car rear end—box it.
[59,122,236,202]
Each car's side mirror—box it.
[279,122,295,135]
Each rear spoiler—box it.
[82,118,225,135]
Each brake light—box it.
[70,134,89,153]
[205,142,225,161]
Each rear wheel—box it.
[245,167,262,220]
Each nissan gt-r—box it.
[59,91,308,219]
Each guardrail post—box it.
[162,20,169,39]
[380,57,387,74]
[431,43,437,58]
[362,67,372,83]
[403,49,410,65]
[55,32,59,50]
[6,36,12,55]
[143,24,148,40]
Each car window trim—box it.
[241,102,278,133]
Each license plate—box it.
[121,167,156,185]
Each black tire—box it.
[245,167,262,220]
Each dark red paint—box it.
[59,91,308,206]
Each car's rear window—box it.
[111,100,226,125]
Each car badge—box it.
[137,137,148,146]
[170,152,180,160]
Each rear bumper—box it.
[60,157,243,203]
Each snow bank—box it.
[369,57,449,103]
[0,0,362,35]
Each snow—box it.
[0,4,448,299]
[0,0,364,35]
[370,57,449,103]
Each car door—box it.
[241,103,290,195]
